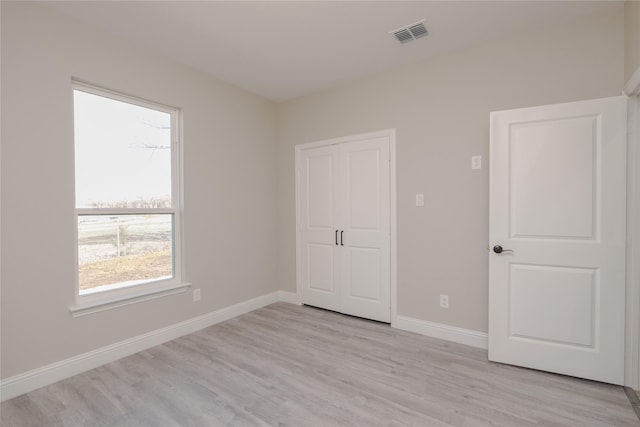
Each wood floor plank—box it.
[2,302,638,426]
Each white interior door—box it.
[298,134,391,323]
[339,137,391,322]
[489,96,627,385]
[299,145,341,312]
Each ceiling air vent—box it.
[391,20,428,44]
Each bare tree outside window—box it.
[73,84,181,295]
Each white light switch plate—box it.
[471,155,482,170]
[440,294,449,308]
[415,193,424,207]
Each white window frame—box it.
[69,81,188,317]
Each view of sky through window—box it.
[73,90,172,208]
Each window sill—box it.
[69,283,191,317]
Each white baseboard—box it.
[393,315,488,350]
[277,290,300,305]
[1,290,294,402]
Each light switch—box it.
[415,193,424,207]
[471,155,482,170]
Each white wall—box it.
[276,5,625,333]
[1,3,278,379]
[625,1,640,83]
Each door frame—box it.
[625,69,640,390]
[294,129,397,323]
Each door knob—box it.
[493,245,513,254]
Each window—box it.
[72,82,184,310]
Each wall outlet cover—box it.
[471,155,482,170]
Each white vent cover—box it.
[391,20,428,44]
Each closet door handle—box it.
[340,230,344,246]
[493,245,513,254]
[335,230,339,245]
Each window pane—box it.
[78,214,173,294]
[73,90,172,208]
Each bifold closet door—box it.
[298,136,390,323]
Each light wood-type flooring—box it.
[2,302,638,426]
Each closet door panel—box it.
[299,146,341,312]
[340,137,391,322]
[347,247,381,301]
[348,148,380,230]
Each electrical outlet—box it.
[439,294,449,308]
[415,193,424,207]
[471,155,482,170]
[193,289,201,302]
